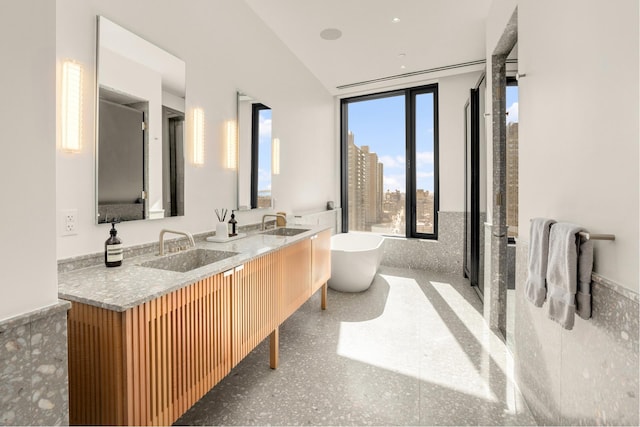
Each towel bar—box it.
[528,220,615,241]
[579,232,615,241]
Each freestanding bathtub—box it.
[328,233,385,292]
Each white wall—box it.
[438,72,483,212]
[0,0,58,320]
[484,0,639,293]
[517,0,639,291]
[56,0,335,259]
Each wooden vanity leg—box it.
[321,283,327,310]
[269,328,279,369]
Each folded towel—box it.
[546,222,594,330]
[524,218,556,307]
[576,238,594,320]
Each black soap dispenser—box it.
[228,211,237,237]
[105,221,123,267]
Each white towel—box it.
[524,218,556,307]
[546,222,594,330]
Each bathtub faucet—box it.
[261,213,287,230]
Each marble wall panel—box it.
[514,241,563,425]
[514,240,639,425]
[0,302,71,426]
[381,211,465,275]
[0,325,30,425]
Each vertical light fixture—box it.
[61,60,82,152]
[192,108,205,165]
[225,120,237,169]
[272,137,280,175]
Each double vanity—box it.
[58,225,332,426]
[60,15,336,426]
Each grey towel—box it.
[576,238,594,320]
[524,218,556,307]
[546,222,594,330]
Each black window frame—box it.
[340,83,439,239]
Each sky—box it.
[506,85,519,124]
[348,86,518,194]
[347,93,434,193]
[258,109,272,193]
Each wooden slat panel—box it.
[70,253,286,426]
[231,252,278,367]
[311,229,332,294]
[68,302,125,425]
[121,273,232,426]
[280,239,312,322]
[127,307,138,425]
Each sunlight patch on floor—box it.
[430,281,509,374]
[336,274,499,402]
[430,280,520,414]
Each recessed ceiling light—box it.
[398,53,406,58]
[392,17,400,23]
[320,28,342,40]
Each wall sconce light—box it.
[225,120,237,169]
[192,108,205,165]
[61,60,82,152]
[272,137,280,175]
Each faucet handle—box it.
[276,212,287,227]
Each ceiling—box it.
[244,0,492,96]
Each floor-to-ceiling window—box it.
[340,85,438,239]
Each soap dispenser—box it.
[228,211,237,237]
[105,221,123,267]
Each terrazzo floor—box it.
[174,266,536,426]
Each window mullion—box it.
[406,88,414,238]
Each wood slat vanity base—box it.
[232,252,279,367]
[68,273,232,426]
[67,229,331,426]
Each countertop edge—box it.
[58,225,332,312]
[0,300,72,332]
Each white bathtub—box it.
[328,233,384,292]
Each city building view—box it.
[257,191,272,208]
[506,83,519,238]
[347,131,434,235]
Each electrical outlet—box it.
[60,209,78,236]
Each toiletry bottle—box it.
[105,221,123,267]
[228,211,237,236]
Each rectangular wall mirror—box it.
[237,91,273,210]
[96,16,186,223]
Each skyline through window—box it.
[342,85,438,238]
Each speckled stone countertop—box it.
[58,225,331,312]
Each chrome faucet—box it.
[159,229,195,255]
[261,213,287,231]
